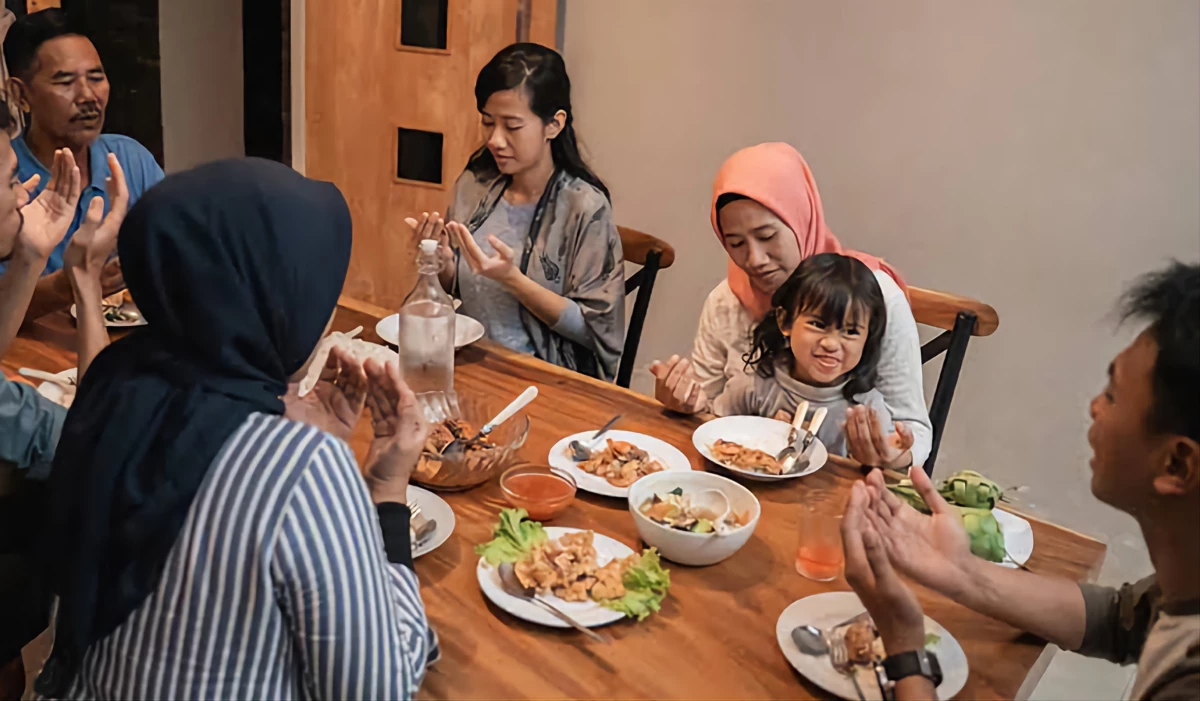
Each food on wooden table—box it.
[417,418,499,480]
[475,508,671,620]
[638,487,750,535]
[888,469,1008,562]
[576,439,665,488]
[709,439,782,474]
[844,618,942,666]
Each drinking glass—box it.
[794,493,844,582]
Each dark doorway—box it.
[242,0,290,164]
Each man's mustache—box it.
[70,106,103,122]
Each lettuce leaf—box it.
[600,548,671,621]
[474,508,548,566]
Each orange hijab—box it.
[710,142,907,320]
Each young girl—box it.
[713,252,913,467]
[406,43,625,381]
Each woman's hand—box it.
[843,480,928,655]
[649,355,708,415]
[283,345,368,441]
[449,220,519,284]
[405,211,454,271]
[63,155,129,282]
[14,148,82,263]
[861,467,979,601]
[845,405,914,469]
[362,356,429,503]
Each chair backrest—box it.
[617,226,675,388]
[907,286,999,474]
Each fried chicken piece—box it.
[711,439,782,474]
[590,558,629,601]
[577,439,665,487]
[554,576,596,602]
[844,620,879,665]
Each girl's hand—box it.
[845,405,914,468]
[649,355,708,415]
[449,220,518,284]
[362,356,429,503]
[404,211,454,272]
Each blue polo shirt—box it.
[3,133,164,275]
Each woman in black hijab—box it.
[38,159,438,700]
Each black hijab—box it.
[37,158,353,692]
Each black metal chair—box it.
[616,226,676,388]
[908,287,999,475]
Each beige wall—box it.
[563,0,1199,583]
[159,0,245,172]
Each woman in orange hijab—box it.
[650,143,933,467]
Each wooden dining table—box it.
[5,299,1108,701]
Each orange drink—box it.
[795,493,844,581]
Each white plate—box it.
[70,302,147,328]
[776,591,969,700]
[692,415,828,481]
[477,526,633,628]
[994,508,1033,568]
[34,368,77,408]
[375,313,484,350]
[408,485,455,559]
[548,430,693,498]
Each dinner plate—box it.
[375,312,484,350]
[692,415,828,481]
[994,508,1033,568]
[548,430,693,498]
[776,591,969,700]
[34,368,77,408]
[477,526,632,628]
[70,302,147,328]
[408,485,455,559]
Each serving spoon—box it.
[441,386,538,457]
[497,562,610,643]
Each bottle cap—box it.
[419,239,439,255]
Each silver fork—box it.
[830,630,867,701]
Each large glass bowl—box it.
[412,390,530,491]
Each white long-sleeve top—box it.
[691,271,933,465]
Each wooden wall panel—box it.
[305,0,557,311]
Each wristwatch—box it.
[874,650,943,700]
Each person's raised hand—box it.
[362,356,429,502]
[63,155,129,279]
[843,480,928,654]
[649,355,708,415]
[283,344,368,441]
[405,211,453,271]
[845,405,914,468]
[861,467,978,600]
[15,148,82,263]
[449,220,518,283]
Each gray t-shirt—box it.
[712,359,892,457]
[457,198,538,354]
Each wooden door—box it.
[304,0,557,310]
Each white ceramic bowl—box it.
[627,470,761,566]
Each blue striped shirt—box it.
[38,413,437,700]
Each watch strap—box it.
[882,649,943,687]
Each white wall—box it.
[564,0,1199,586]
[159,0,245,172]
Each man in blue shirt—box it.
[1,8,162,281]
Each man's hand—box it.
[845,405,914,468]
[63,155,128,281]
[843,480,928,655]
[861,468,978,599]
[283,345,368,441]
[649,355,708,415]
[15,148,82,263]
[362,356,429,503]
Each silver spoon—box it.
[791,625,830,656]
[441,386,538,457]
[569,414,622,462]
[775,400,811,463]
[784,407,829,474]
[496,562,610,643]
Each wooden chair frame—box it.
[617,226,675,388]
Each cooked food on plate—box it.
[417,418,498,478]
[843,617,941,665]
[102,290,140,323]
[475,509,671,621]
[576,439,665,488]
[638,488,751,535]
[888,469,1007,562]
[710,439,782,474]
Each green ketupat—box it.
[960,507,1006,562]
[938,470,1004,510]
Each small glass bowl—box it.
[499,464,577,521]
